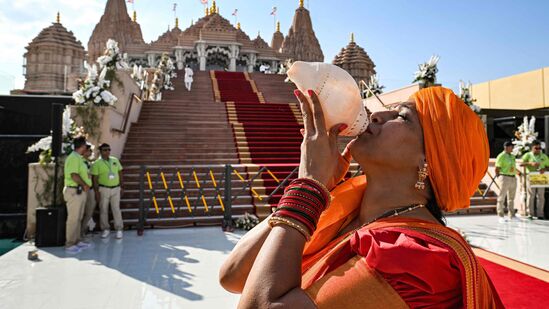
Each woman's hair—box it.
[426,199,446,226]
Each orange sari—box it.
[300,177,503,308]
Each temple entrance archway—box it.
[205,46,230,71]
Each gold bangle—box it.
[268,216,311,241]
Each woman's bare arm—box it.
[219,217,271,293]
[237,225,316,308]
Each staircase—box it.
[120,70,496,229]
[120,71,253,227]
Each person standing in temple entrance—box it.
[63,136,93,254]
[495,141,518,223]
[91,143,124,239]
[184,65,194,91]
[521,140,549,219]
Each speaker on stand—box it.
[51,103,63,207]
[35,103,66,246]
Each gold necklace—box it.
[358,204,426,230]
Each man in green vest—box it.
[91,143,124,239]
[63,136,93,254]
[495,141,518,223]
[521,140,549,219]
[80,143,97,238]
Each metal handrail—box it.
[112,92,142,134]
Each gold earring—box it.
[415,163,428,190]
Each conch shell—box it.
[287,61,369,136]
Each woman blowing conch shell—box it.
[219,62,503,308]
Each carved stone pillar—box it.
[174,48,184,70]
[147,53,156,67]
[229,45,239,72]
[196,42,206,71]
[247,53,257,73]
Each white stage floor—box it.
[0,215,548,309]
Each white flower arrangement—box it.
[131,64,148,90]
[72,39,130,107]
[364,74,385,98]
[512,116,545,156]
[26,107,90,164]
[157,53,177,91]
[459,80,481,114]
[72,63,117,106]
[413,55,439,87]
[234,212,259,231]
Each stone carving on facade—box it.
[22,0,328,93]
[23,13,85,94]
[281,1,324,62]
[333,33,376,85]
[87,0,147,62]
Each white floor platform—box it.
[447,215,549,270]
[0,215,548,309]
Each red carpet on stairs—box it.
[473,248,549,308]
[212,71,303,209]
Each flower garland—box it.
[512,116,545,157]
[413,55,439,87]
[72,39,128,107]
[26,106,91,164]
[459,80,482,114]
[158,53,177,91]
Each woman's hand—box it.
[295,89,352,190]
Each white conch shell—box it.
[287,61,369,136]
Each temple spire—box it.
[237,22,241,30]
[210,0,217,15]
[175,17,179,28]
[132,10,137,22]
[350,32,355,43]
[299,0,304,8]
[276,21,280,32]
[205,7,209,16]
[56,11,60,23]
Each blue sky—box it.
[1,0,548,94]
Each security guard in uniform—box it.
[521,140,549,219]
[91,143,124,239]
[63,136,92,253]
[495,141,518,222]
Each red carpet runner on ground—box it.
[211,71,302,215]
[474,248,549,308]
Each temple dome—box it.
[333,34,376,85]
[23,16,85,93]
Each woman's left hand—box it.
[295,89,350,190]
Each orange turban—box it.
[413,86,489,212]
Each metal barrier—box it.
[136,163,360,234]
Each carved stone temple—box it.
[21,0,376,93]
[333,33,376,85]
[22,13,85,94]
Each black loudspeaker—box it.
[51,103,63,157]
[35,207,66,247]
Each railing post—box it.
[137,165,145,236]
[223,164,234,231]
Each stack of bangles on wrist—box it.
[268,178,331,241]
